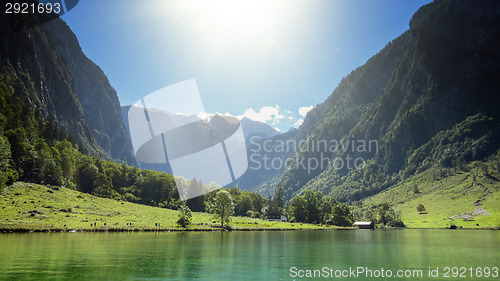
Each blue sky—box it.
[61,0,431,132]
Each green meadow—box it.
[362,161,500,229]
[0,182,328,232]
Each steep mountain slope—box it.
[236,128,297,195]
[46,19,136,164]
[0,10,135,164]
[273,0,500,202]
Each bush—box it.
[124,192,139,203]
[177,205,192,227]
[417,203,426,214]
[251,211,261,219]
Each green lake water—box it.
[0,230,498,280]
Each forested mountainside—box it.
[0,9,136,164]
[250,0,500,202]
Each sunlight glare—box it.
[180,0,279,40]
[194,0,272,26]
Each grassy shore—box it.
[2,171,498,232]
[0,182,331,232]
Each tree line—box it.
[287,190,404,227]
[185,185,404,228]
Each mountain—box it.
[121,105,200,136]
[121,106,279,143]
[240,117,279,143]
[250,0,500,202]
[121,106,279,174]
[0,9,136,164]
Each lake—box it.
[0,230,498,280]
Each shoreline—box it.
[0,227,335,233]
[1,226,498,233]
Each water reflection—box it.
[0,230,498,280]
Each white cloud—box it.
[237,105,285,125]
[298,105,314,117]
[274,127,281,132]
[197,112,210,120]
[293,119,304,127]
[197,105,294,130]
[197,111,234,120]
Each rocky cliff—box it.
[0,9,136,164]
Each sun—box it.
[194,0,273,27]
[173,0,279,40]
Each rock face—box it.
[46,19,136,164]
[245,0,500,200]
[0,12,136,164]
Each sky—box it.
[61,0,431,132]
